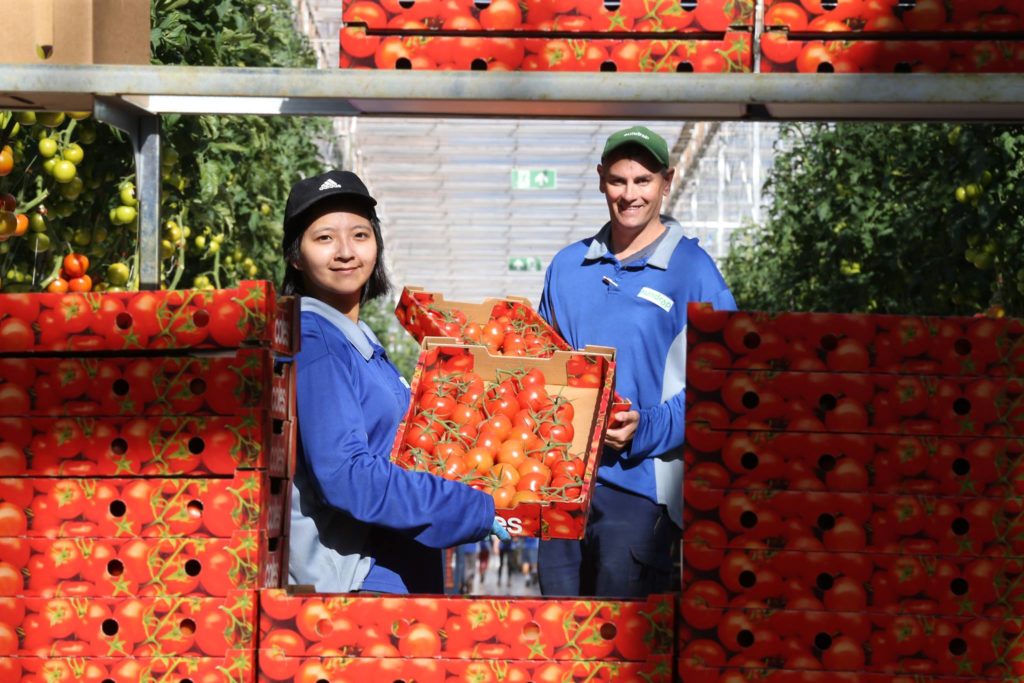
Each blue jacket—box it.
[288,298,494,594]
[538,217,735,527]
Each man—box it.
[537,125,736,597]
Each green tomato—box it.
[194,235,207,249]
[965,183,981,200]
[62,143,84,165]
[67,111,91,121]
[41,158,57,175]
[114,205,137,224]
[27,232,51,253]
[52,201,74,218]
[60,176,84,200]
[38,137,58,158]
[92,226,108,244]
[955,186,967,203]
[72,228,91,246]
[208,241,220,254]
[14,111,36,126]
[106,262,131,286]
[119,184,138,207]
[36,112,66,128]
[77,125,97,145]
[29,213,46,233]
[161,239,175,259]
[52,160,77,184]
[110,208,122,225]
[980,170,993,187]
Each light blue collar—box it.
[300,297,380,361]
[583,215,685,270]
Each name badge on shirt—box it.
[637,287,674,313]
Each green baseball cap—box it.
[601,126,670,168]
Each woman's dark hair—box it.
[280,197,392,302]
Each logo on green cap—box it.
[602,126,670,168]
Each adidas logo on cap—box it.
[319,178,341,191]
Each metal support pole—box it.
[95,97,161,290]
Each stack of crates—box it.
[761,1,1024,73]
[339,0,756,72]
[680,304,1024,682]
[0,282,297,682]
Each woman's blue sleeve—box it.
[297,352,494,549]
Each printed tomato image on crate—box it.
[340,27,753,71]
[686,304,1024,376]
[763,0,1024,33]
[677,602,1018,677]
[683,488,1024,556]
[257,590,675,663]
[256,655,674,683]
[0,532,284,597]
[343,0,755,35]
[0,651,254,683]
[0,414,294,478]
[0,350,294,419]
[0,591,256,657]
[685,371,1024,438]
[390,342,615,538]
[760,34,1024,73]
[0,472,288,539]
[680,542,1024,619]
[0,281,298,354]
[396,286,571,357]
[684,431,1024,498]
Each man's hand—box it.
[605,410,639,450]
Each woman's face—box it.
[293,205,377,316]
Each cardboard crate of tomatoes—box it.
[256,589,676,663]
[0,414,294,478]
[341,26,753,71]
[0,281,298,355]
[764,0,1023,35]
[390,340,615,538]
[0,532,285,598]
[0,652,255,683]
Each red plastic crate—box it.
[257,590,676,661]
[685,371,1024,438]
[683,489,1024,557]
[0,591,256,657]
[680,544,1023,618]
[345,0,755,34]
[686,305,1024,377]
[760,33,1024,72]
[0,350,294,419]
[0,414,294,478]
[390,342,615,539]
[0,281,297,355]
[340,27,753,71]
[684,431,1024,497]
[0,651,254,683]
[0,532,285,597]
[0,472,289,539]
[763,0,1024,34]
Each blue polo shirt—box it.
[289,298,495,594]
[538,217,735,526]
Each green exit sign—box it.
[511,168,557,190]
[508,256,543,272]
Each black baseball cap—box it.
[283,169,377,235]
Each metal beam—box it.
[3,65,1024,121]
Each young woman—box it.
[281,170,504,594]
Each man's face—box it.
[598,149,674,234]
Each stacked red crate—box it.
[761,0,1024,73]
[256,589,676,682]
[681,304,1024,682]
[0,282,298,683]
[340,0,755,72]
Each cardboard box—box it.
[0,591,257,657]
[257,589,676,662]
[0,472,289,538]
[763,0,1023,34]
[0,0,150,65]
[0,532,285,597]
[0,414,295,478]
[341,28,753,72]
[0,349,294,419]
[390,341,615,539]
[0,652,255,683]
[0,281,299,355]
[686,304,1024,377]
